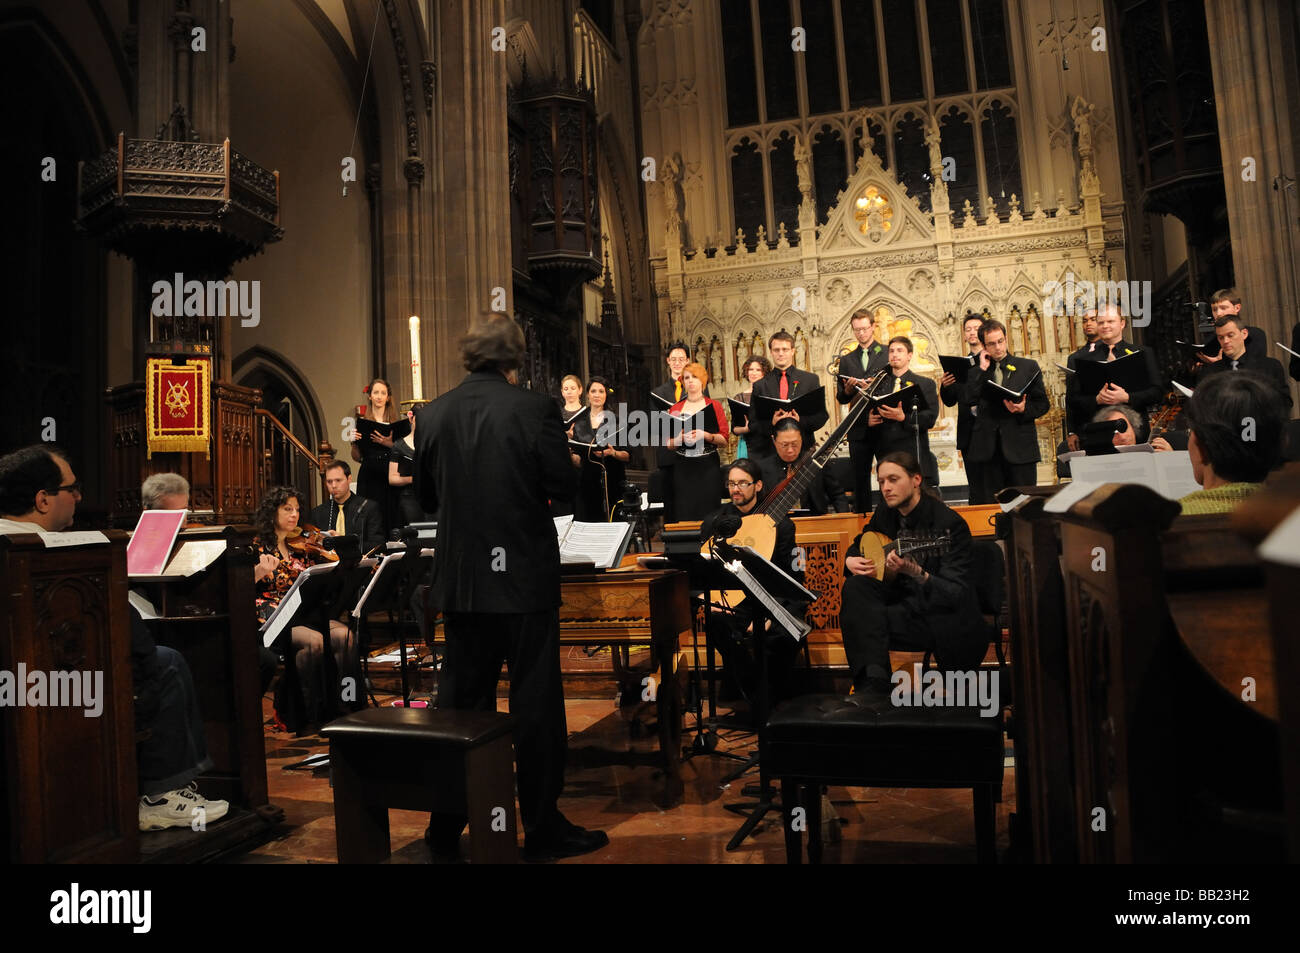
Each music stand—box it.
[703,540,816,851]
[352,537,435,705]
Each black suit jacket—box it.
[1290,323,1300,383]
[835,343,889,442]
[308,493,384,553]
[758,455,851,516]
[964,355,1050,465]
[748,367,828,458]
[939,351,982,451]
[414,371,577,613]
[1202,324,1267,361]
[1199,351,1293,407]
[1067,340,1162,426]
[867,371,939,460]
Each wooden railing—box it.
[254,409,335,510]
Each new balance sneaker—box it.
[138,782,230,831]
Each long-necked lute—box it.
[704,369,889,604]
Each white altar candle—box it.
[409,315,423,401]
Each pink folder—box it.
[127,510,188,576]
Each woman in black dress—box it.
[666,362,729,521]
[350,377,399,535]
[553,374,586,518]
[568,376,630,522]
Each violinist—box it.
[309,461,384,552]
[253,485,358,734]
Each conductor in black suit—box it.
[748,331,828,467]
[939,313,987,503]
[866,336,940,486]
[414,317,607,861]
[836,309,890,512]
[963,319,1050,502]
[758,419,851,515]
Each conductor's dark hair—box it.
[254,485,303,544]
[324,460,351,478]
[0,445,67,517]
[772,418,803,437]
[727,458,764,486]
[461,317,526,373]
[1184,372,1285,483]
[666,342,690,359]
[978,319,1007,344]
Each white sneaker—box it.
[138,782,230,831]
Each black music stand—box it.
[700,541,816,850]
[353,538,436,706]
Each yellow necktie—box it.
[336,502,345,536]
[674,379,682,401]
[892,375,902,393]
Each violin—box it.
[1149,390,1186,440]
[285,523,340,562]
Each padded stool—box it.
[762,693,1004,863]
[322,708,517,863]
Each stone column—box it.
[1206,0,1300,398]
[429,0,512,394]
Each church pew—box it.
[1056,483,1282,862]
[0,531,138,863]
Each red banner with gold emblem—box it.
[145,357,211,459]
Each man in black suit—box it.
[747,331,828,467]
[1196,288,1268,368]
[1066,304,1163,432]
[963,319,1050,502]
[840,452,985,699]
[1198,314,1293,408]
[940,314,987,503]
[836,309,890,512]
[758,419,851,515]
[865,336,939,486]
[1063,308,1100,450]
[414,317,607,861]
[309,461,385,552]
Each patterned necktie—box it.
[892,374,902,393]
[779,369,789,400]
[993,361,1004,386]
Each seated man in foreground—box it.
[1179,372,1287,515]
[839,452,986,700]
[0,447,227,831]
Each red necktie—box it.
[779,369,789,400]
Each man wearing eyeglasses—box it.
[0,445,230,831]
[0,445,82,533]
[698,459,807,707]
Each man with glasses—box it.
[0,445,228,831]
[698,459,807,706]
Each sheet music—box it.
[37,531,110,548]
[558,521,633,569]
[1000,493,1032,513]
[127,589,161,620]
[1044,480,1105,513]
[1259,507,1300,567]
[1068,450,1198,501]
[259,562,338,647]
[132,539,227,579]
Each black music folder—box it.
[939,353,979,383]
[727,396,751,429]
[867,380,930,413]
[751,384,826,424]
[1074,350,1150,398]
[981,368,1041,402]
[355,417,411,441]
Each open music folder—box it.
[554,515,633,569]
